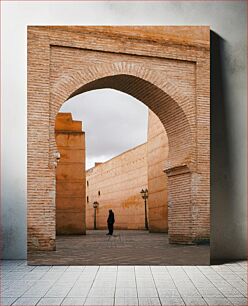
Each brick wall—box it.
[147,111,168,232]
[55,113,86,235]
[86,144,148,230]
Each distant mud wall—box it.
[147,111,169,232]
[86,143,148,230]
[86,110,169,232]
[55,113,86,235]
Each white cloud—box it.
[60,89,148,169]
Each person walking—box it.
[106,209,115,235]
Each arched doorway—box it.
[27,26,210,255]
[56,88,152,234]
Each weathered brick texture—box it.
[27,26,210,251]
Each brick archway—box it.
[50,63,193,170]
[28,26,210,252]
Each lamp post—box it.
[140,188,149,230]
[93,201,99,230]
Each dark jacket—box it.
[107,211,115,224]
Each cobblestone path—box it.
[28,230,209,265]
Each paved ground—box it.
[1,260,247,305]
[28,230,210,266]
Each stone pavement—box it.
[1,260,247,306]
[28,230,209,266]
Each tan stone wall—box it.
[86,144,148,230]
[86,110,169,232]
[147,110,169,232]
[27,26,210,251]
[55,113,86,235]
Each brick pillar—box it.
[55,113,86,235]
[165,165,194,244]
[165,164,209,245]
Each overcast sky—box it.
[61,89,148,169]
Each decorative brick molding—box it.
[27,26,210,252]
[165,164,191,177]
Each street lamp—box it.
[140,188,149,230]
[93,201,99,230]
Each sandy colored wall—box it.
[55,113,86,235]
[147,110,169,232]
[86,143,148,230]
[86,111,168,232]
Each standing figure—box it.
[106,209,115,236]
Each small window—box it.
[87,196,89,203]
[87,181,89,187]
[98,190,100,196]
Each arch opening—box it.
[51,73,193,172]
[55,87,170,237]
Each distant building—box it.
[55,113,86,235]
[86,110,168,232]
